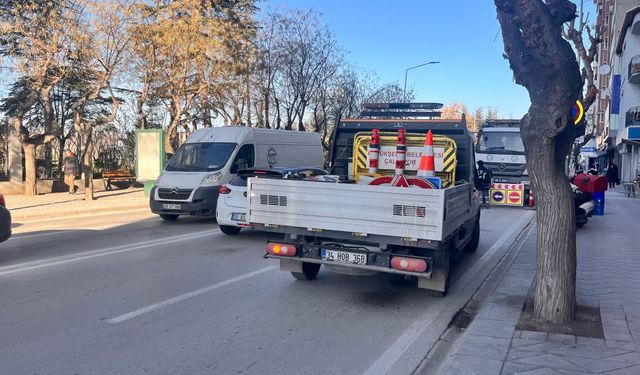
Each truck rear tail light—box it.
[391,257,428,272]
[219,186,231,194]
[266,242,297,257]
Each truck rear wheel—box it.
[291,262,321,280]
[464,218,480,253]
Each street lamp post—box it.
[403,61,440,102]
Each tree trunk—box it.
[165,98,182,155]
[522,111,577,323]
[495,0,583,324]
[23,144,37,196]
[78,126,95,201]
[264,92,270,129]
[83,136,94,201]
[8,115,37,196]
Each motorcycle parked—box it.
[572,183,595,228]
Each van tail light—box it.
[219,186,231,194]
[266,242,297,257]
[0,195,5,207]
[391,257,428,272]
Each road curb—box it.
[11,203,149,222]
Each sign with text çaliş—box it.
[369,146,446,171]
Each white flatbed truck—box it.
[248,105,481,295]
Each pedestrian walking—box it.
[476,160,493,208]
[63,149,79,194]
[607,163,619,189]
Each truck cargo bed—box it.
[248,179,472,243]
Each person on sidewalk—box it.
[63,149,79,195]
[606,163,619,189]
[476,160,493,208]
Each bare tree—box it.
[262,9,341,131]
[495,0,583,324]
[0,0,76,195]
[563,0,602,171]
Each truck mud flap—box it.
[279,259,303,273]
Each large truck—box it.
[474,119,532,207]
[247,103,481,296]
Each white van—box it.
[150,127,323,221]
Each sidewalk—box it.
[4,188,149,222]
[434,190,640,374]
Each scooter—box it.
[572,183,594,228]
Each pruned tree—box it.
[495,0,583,324]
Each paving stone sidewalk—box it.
[4,188,148,222]
[437,191,640,374]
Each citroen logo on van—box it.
[170,187,180,195]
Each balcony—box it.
[628,55,640,83]
[626,107,640,127]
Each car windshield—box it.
[477,131,524,154]
[165,142,236,172]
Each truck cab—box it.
[475,120,532,206]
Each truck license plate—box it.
[321,249,367,265]
[231,212,246,221]
[162,203,181,210]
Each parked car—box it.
[216,167,328,235]
[0,194,11,243]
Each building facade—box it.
[607,4,640,183]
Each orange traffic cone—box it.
[417,130,435,177]
[368,129,380,174]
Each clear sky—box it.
[262,0,595,118]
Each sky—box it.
[262,0,595,118]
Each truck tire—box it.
[159,214,179,221]
[464,218,480,253]
[291,262,321,280]
[220,225,241,235]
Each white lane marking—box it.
[363,212,533,375]
[107,265,278,324]
[0,230,218,276]
[7,231,65,241]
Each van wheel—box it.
[291,262,321,280]
[464,218,480,252]
[220,225,241,235]
[159,214,179,221]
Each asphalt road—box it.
[1,208,533,375]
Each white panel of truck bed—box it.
[248,179,466,242]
